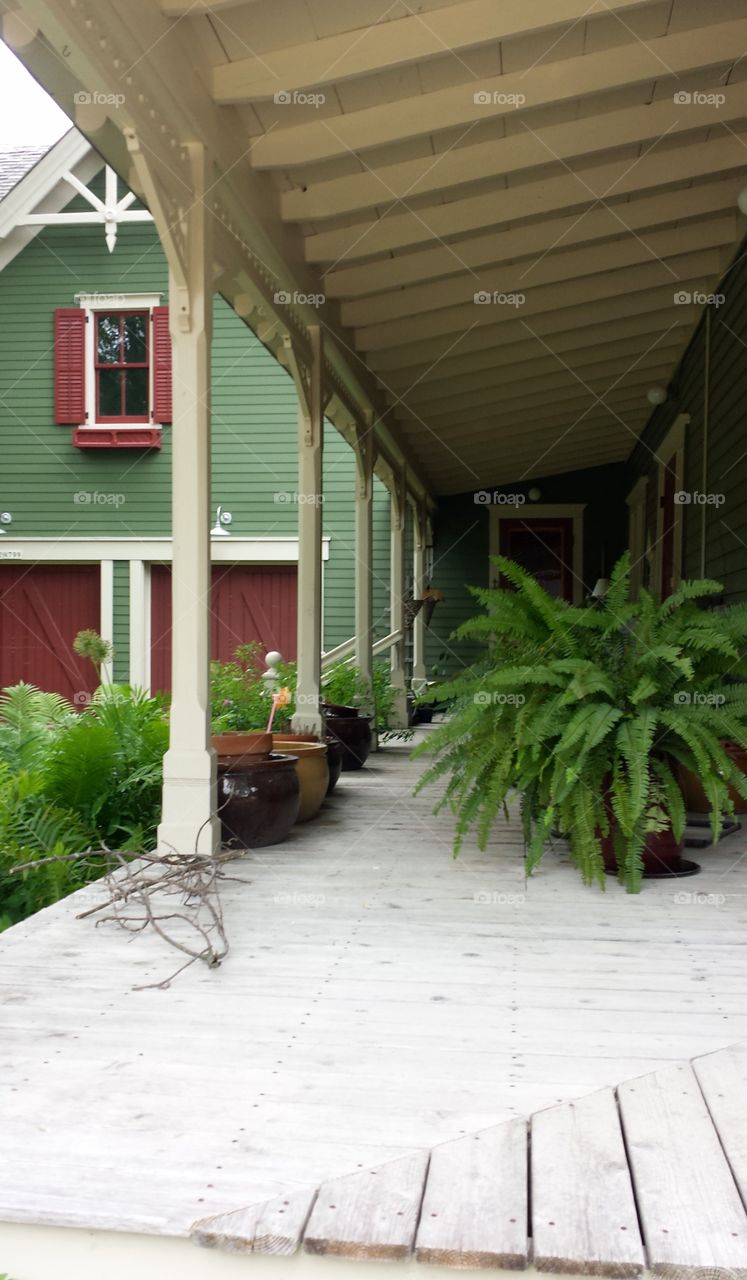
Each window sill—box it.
[72,427,162,450]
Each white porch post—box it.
[389,467,408,729]
[412,502,428,694]
[289,327,324,735]
[156,144,219,856]
[354,420,375,696]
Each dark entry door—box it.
[499,518,575,602]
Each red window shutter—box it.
[152,306,172,423]
[53,308,86,424]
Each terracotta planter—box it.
[217,752,299,849]
[211,730,272,767]
[678,742,747,814]
[323,712,373,771]
[273,738,330,822]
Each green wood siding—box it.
[629,237,747,602]
[112,560,129,682]
[0,197,388,670]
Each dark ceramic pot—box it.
[678,742,747,814]
[322,702,359,718]
[600,823,690,877]
[325,738,342,793]
[323,712,373,771]
[218,752,299,849]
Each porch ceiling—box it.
[7,0,747,492]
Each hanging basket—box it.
[403,595,424,629]
[422,589,445,627]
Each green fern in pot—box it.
[414,553,747,892]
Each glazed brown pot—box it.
[600,823,688,877]
[211,730,272,768]
[217,752,299,849]
[325,739,342,793]
[678,742,747,814]
[273,738,330,822]
[322,702,359,718]
[323,712,373,771]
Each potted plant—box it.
[321,662,373,770]
[210,645,299,848]
[414,554,747,893]
[421,587,445,628]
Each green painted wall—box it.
[112,560,130,682]
[0,186,393,665]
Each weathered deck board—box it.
[531,1087,644,1277]
[618,1062,747,1275]
[693,1041,747,1208]
[414,1119,528,1269]
[1,737,747,1240]
[303,1152,428,1260]
[193,1187,316,1254]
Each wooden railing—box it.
[321,630,403,671]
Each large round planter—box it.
[600,823,697,878]
[273,739,330,822]
[211,730,272,768]
[678,743,747,814]
[323,712,373,771]
[218,752,299,849]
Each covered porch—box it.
[4,0,746,856]
[2,0,747,1274]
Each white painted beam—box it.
[341,217,736,329]
[306,130,747,262]
[284,88,747,222]
[323,179,743,299]
[250,18,747,168]
[214,0,660,104]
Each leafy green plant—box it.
[210,642,282,731]
[414,553,747,893]
[0,682,76,771]
[322,661,371,711]
[43,686,168,849]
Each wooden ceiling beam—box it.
[307,130,747,263]
[356,247,722,353]
[397,354,679,426]
[324,179,743,298]
[392,328,688,408]
[251,18,747,168]
[285,87,747,222]
[367,276,714,372]
[214,0,659,104]
[342,217,736,329]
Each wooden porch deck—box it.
[1,728,746,1267]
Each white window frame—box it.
[653,414,689,599]
[75,292,162,431]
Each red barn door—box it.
[0,564,100,702]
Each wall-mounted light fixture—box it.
[210,505,232,537]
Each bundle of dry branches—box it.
[11,843,246,988]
